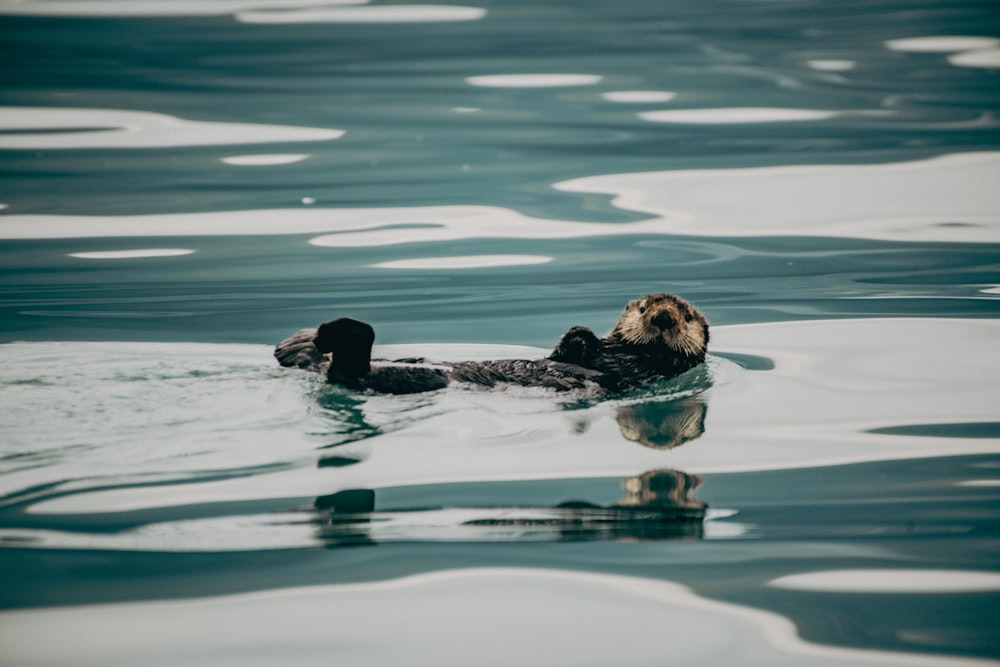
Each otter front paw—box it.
[549,326,603,367]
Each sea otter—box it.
[274,293,708,395]
[548,293,709,391]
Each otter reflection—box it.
[310,393,711,545]
[545,468,706,541]
[616,396,707,449]
[311,468,706,545]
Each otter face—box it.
[611,293,708,356]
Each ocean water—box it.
[1,1,999,665]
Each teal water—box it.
[1,1,1000,665]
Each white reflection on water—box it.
[0,107,344,150]
[949,48,1000,69]
[0,568,992,667]
[220,154,310,166]
[370,254,553,269]
[3,318,998,517]
[640,107,837,124]
[602,90,677,103]
[884,35,1000,70]
[769,569,1000,593]
[466,74,604,87]
[885,36,1000,53]
[0,0,366,17]
[5,152,994,243]
[236,4,486,24]
[68,248,195,259]
[556,151,1000,243]
[0,205,669,241]
[806,59,857,72]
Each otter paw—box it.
[550,326,603,366]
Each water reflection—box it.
[310,392,710,544]
[7,151,996,243]
[0,107,343,150]
[615,396,707,450]
[236,4,487,24]
[312,468,706,545]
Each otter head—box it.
[314,317,375,377]
[610,293,708,357]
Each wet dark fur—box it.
[548,293,709,391]
[274,293,708,395]
[275,318,610,394]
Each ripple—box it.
[466,73,603,88]
[640,107,837,124]
[371,254,553,269]
[602,90,677,103]
[69,248,195,259]
[4,153,997,244]
[769,569,1000,593]
[0,107,343,150]
[7,318,999,517]
[885,36,1000,53]
[220,154,310,166]
[236,4,486,23]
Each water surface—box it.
[1,0,999,664]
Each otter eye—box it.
[684,312,693,323]
[638,306,646,314]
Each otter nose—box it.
[652,311,675,330]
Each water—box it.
[1,1,999,665]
